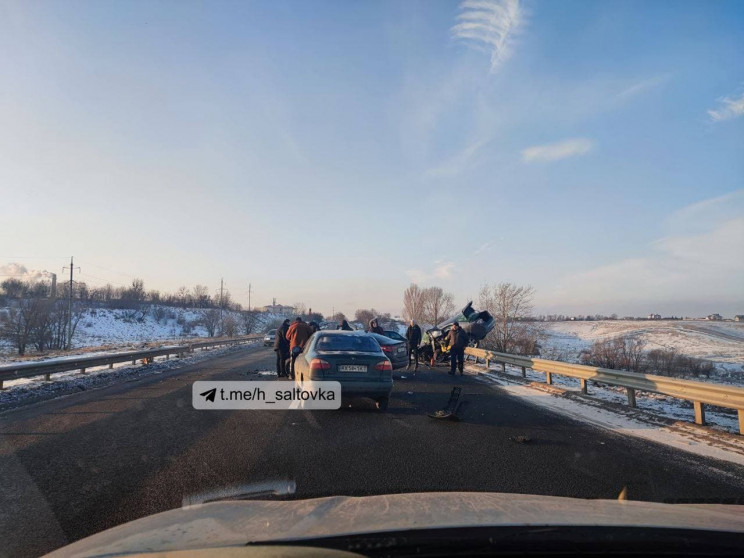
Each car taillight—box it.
[375,360,393,371]
[309,359,331,371]
[380,345,393,353]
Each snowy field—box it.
[0,306,287,363]
[540,320,744,378]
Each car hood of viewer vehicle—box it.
[46,491,744,556]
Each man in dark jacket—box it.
[273,319,290,377]
[447,321,469,376]
[369,319,385,335]
[405,319,422,371]
[338,319,353,331]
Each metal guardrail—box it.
[0,335,261,389]
[465,347,744,435]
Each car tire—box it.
[376,397,389,411]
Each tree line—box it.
[0,277,243,311]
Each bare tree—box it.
[354,308,377,327]
[221,314,239,337]
[193,285,211,308]
[402,283,427,324]
[1,278,27,299]
[176,286,190,307]
[200,309,221,337]
[0,296,83,355]
[478,283,543,355]
[293,302,307,316]
[331,311,347,323]
[241,310,260,334]
[422,286,455,326]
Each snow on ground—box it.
[467,365,744,469]
[0,342,260,411]
[0,306,287,363]
[541,320,744,376]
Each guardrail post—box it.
[545,371,552,385]
[0,379,3,390]
[109,363,114,369]
[166,354,170,360]
[501,362,506,373]
[45,373,51,381]
[132,359,136,365]
[80,368,86,374]
[485,358,490,369]
[694,401,706,425]
[521,366,526,378]
[626,387,636,407]
[580,378,588,394]
[738,410,744,436]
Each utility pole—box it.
[219,278,224,330]
[62,257,80,350]
[248,282,252,312]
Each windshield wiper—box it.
[182,479,296,507]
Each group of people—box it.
[403,319,467,374]
[272,316,319,379]
[272,315,469,378]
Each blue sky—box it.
[1,0,742,317]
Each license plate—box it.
[397,347,406,354]
[338,365,367,372]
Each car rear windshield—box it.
[315,335,380,352]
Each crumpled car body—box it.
[420,301,495,362]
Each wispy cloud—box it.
[406,261,456,283]
[473,239,498,255]
[425,137,490,178]
[451,0,524,73]
[708,91,744,122]
[615,74,671,101]
[434,261,455,279]
[544,192,744,312]
[521,138,594,163]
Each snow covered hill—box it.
[0,305,286,362]
[541,320,744,375]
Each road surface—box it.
[2,345,744,557]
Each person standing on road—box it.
[369,319,384,335]
[447,322,468,376]
[309,321,320,333]
[273,319,290,377]
[405,319,421,371]
[338,319,353,331]
[286,317,314,379]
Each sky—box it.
[1,0,742,318]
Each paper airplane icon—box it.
[200,388,217,402]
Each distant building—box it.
[648,313,662,320]
[259,304,295,315]
[706,313,723,321]
[735,315,744,322]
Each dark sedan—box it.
[383,330,406,343]
[368,332,408,370]
[293,331,394,410]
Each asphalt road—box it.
[2,345,744,557]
